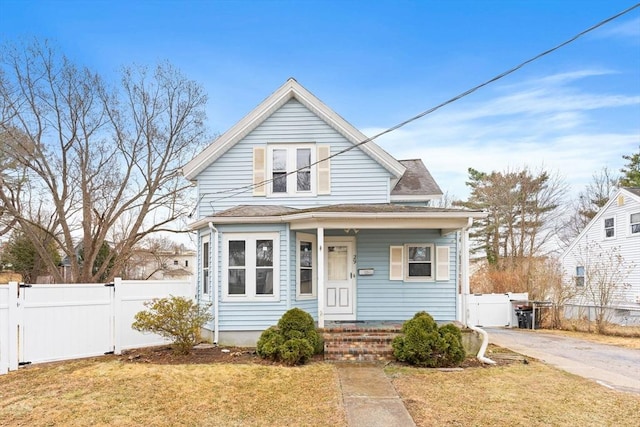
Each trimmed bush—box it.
[132,296,212,355]
[256,308,321,365]
[392,311,466,367]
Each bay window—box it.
[223,233,279,301]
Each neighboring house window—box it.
[296,233,316,298]
[630,212,640,235]
[575,266,585,287]
[604,217,615,238]
[223,232,280,301]
[202,237,210,296]
[268,145,315,195]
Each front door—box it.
[324,238,355,320]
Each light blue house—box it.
[183,79,484,345]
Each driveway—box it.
[485,328,640,394]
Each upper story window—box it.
[268,145,315,195]
[630,212,640,235]
[604,217,615,238]
[252,144,331,197]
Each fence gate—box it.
[18,283,115,366]
[467,293,529,327]
[1,278,194,374]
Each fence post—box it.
[113,277,123,355]
[8,282,19,371]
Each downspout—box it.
[208,222,219,345]
[461,217,495,365]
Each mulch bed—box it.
[118,343,524,367]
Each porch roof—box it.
[190,203,486,233]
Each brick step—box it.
[321,330,401,362]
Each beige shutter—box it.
[253,147,266,196]
[436,246,450,281]
[317,144,331,195]
[389,246,404,281]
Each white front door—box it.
[324,238,356,320]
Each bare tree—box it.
[558,167,619,247]
[575,242,634,333]
[0,40,207,283]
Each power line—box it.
[204,3,640,205]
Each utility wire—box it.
[204,3,640,204]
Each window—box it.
[405,244,434,281]
[296,233,316,298]
[173,260,179,266]
[604,217,615,238]
[268,145,315,196]
[185,260,189,267]
[222,233,280,301]
[575,266,585,287]
[201,237,210,296]
[390,244,448,282]
[631,212,640,235]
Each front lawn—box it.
[390,361,640,427]
[0,357,346,426]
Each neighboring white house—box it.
[560,187,640,324]
[126,247,196,280]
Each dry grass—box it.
[0,358,346,426]
[390,362,640,427]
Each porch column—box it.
[460,221,471,326]
[317,227,325,328]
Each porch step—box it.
[321,327,402,362]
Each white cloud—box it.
[363,70,640,201]
[594,16,640,40]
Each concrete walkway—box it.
[336,364,416,427]
[486,328,640,394]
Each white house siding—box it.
[355,229,458,321]
[197,99,392,216]
[562,191,640,305]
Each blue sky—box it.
[2,0,639,200]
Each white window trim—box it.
[603,217,615,239]
[201,234,211,299]
[222,232,280,302]
[629,212,640,236]
[266,143,317,197]
[403,243,435,282]
[296,232,317,300]
[575,265,585,287]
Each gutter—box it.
[208,222,219,345]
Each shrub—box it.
[132,296,212,355]
[392,311,466,367]
[256,308,321,365]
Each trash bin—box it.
[515,307,533,329]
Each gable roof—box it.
[182,78,406,181]
[391,159,443,200]
[561,187,640,260]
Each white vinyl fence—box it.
[467,293,529,327]
[0,278,195,375]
